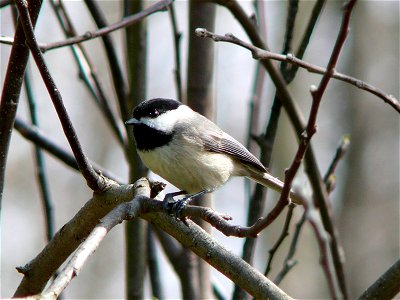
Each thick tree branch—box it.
[142,210,294,300]
[15,177,294,299]
[357,259,400,300]
[13,178,142,297]
[40,193,147,299]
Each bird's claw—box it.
[163,194,192,224]
[163,190,211,224]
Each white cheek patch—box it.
[140,105,192,133]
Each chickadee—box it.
[126,98,300,209]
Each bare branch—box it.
[264,203,296,276]
[42,0,172,52]
[196,28,399,113]
[357,259,400,300]
[15,0,106,191]
[49,0,126,147]
[142,208,294,300]
[13,178,142,297]
[302,196,341,300]
[168,3,183,101]
[40,196,145,299]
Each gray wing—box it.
[203,131,267,173]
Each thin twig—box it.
[288,0,326,80]
[168,2,183,101]
[203,3,346,298]
[302,196,341,300]
[274,134,350,284]
[84,0,131,125]
[323,135,350,191]
[196,29,399,113]
[15,0,106,191]
[49,0,126,147]
[41,0,172,52]
[271,1,358,298]
[273,212,305,284]
[264,203,296,276]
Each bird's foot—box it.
[163,190,211,224]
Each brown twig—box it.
[15,0,106,191]
[274,1,358,297]
[49,0,126,147]
[200,2,345,298]
[302,195,341,299]
[195,28,399,113]
[274,135,351,285]
[42,0,171,52]
[264,203,296,276]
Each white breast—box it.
[138,138,236,193]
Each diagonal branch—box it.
[15,0,106,191]
[357,259,400,300]
[14,117,122,184]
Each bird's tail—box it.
[247,171,303,204]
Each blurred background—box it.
[1,1,398,299]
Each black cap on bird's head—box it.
[125,98,182,150]
[125,98,181,125]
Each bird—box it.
[125,98,301,213]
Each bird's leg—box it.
[163,190,187,214]
[163,189,212,221]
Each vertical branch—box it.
[24,67,55,242]
[123,0,148,299]
[274,2,357,298]
[235,2,300,298]
[238,1,327,296]
[0,0,43,218]
[147,226,164,299]
[186,1,216,298]
[168,3,183,101]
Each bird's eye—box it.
[149,109,159,118]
